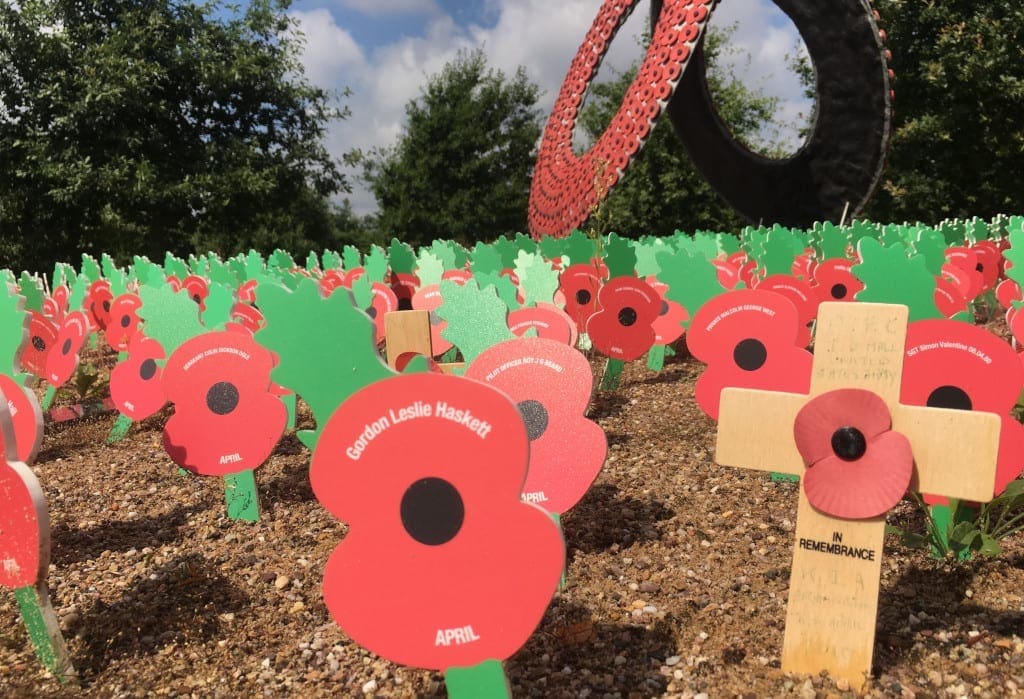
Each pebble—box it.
[274,575,290,590]
[665,655,681,666]
[361,678,377,694]
[798,678,816,699]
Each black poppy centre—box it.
[618,307,638,327]
[400,477,464,546]
[206,381,240,415]
[516,399,549,441]
[575,288,592,306]
[733,338,767,371]
[366,306,378,319]
[61,338,72,355]
[831,426,867,461]
[830,283,848,300]
[926,385,972,411]
[31,336,46,352]
[120,314,132,328]
[139,359,158,381]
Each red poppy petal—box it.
[412,284,454,356]
[794,389,893,465]
[586,277,660,361]
[0,376,43,465]
[0,460,44,587]
[507,306,575,346]
[803,431,914,519]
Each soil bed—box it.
[2,347,1023,698]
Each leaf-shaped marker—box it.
[475,271,520,311]
[471,242,503,277]
[0,286,27,377]
[416,251,446,287]
[538,234,568,262]
[514,251,559,306]
[132,257,164,287]
[306,250,320,272]
[364,246,388,283]
[17,273,44,313]
[565,229,596,265]
[163,252,189,280]
[939,220,965,246]
[207,255,237,287]
[80,254,102,283]
[815,222,849,259]
[436,279,515,366]
[716,233,740,256]
[255,277,395,448]
[754,227,800,277]
[388,238,416,274]
[340,246,360,271]
[425,239,457,270]
[514,232,537,255]
[912,228,948,276]
[634,240,665,277]
[492,236,518,269]
[137,286,206,357]
[691,232,719,261]
[851,237,943,321]
[656,248,727,328]
[268,249,296,272]
[604,233,636,278]
[1004,227,1024,292]
[201,282,236,329]
[52,262,75,290]
[68,276,88,317]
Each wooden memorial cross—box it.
[715,302,1000,690]
[384,310,463,374]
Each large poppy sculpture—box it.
[687,289,813,419]
[465,337,607,515]
[310,373,563,689]
[586,276,660,361]
[162,330,286,476]
[901,319,1024,497]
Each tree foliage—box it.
[0,0,351,274]
[867,1,1024,223]
[359,48,542,248]
[577,26,788,237]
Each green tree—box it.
[867,1,1024,223]
[577,26,787,237]
[0,0,349,275]
[359,48,542,248]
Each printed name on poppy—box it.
[798,536,876,561]
[345,400,494,460]
[703,304,776,332]
[484,356,565,382]
[434,625,481,647]
[181,346,252,371]
[905,341,992,365]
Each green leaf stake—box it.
[416,251,447,287]
[603,233,636,278]
[388,238,417,275]
[470,241,504,278]
[851,237,947,321]
[254,277,397,450]
[656,248,727,329]
[436,279,516,368]
[514,251,560,307]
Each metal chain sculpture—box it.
[528,0,894,237]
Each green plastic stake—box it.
[599,358,625,391]
[282,392,297,431]
[551,511,567,589]
[471,242,504,277]
[852,238,945,322]
[771,472,801,483]
[444,660,510,699]
[106,413,133,443]
[647,345,666,372]
[514,251,560,307]
[656,249,727,328]
[14,585,77,684]
[436,279,516,367]
[40,385,56,412]
[255,278,398,450]
[224,469,260,522]
[603,233,637,278]
[0,285,27,378]
[929,502,973,561]
[565,229,596,265]
[388,238,417,274]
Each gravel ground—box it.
[1,345,1023,698]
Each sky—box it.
[284,0,812,215]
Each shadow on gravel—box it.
[50,505,199,566]
[565,483,674,554]
[587,390,631,420]
[874,562,1024,674]
[69,552,249,680]
[510,600,683,697]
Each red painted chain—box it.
[528,0,713,238]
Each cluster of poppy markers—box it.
[2,211,1024,691]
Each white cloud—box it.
[337,0,442,17]
[292,0,810,215]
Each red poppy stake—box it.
[0,392,77,683]
[713,302,1001,690]
[311,373,564,698]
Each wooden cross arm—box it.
[893,404,1000,503]
[715,388,806,475]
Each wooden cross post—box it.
[715,302,1000,690]
[384,310,463,374]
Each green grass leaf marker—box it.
[1001,227,1024,292]
[340,245,360,271]
[911,228,949,276]
[416,251,446,287]
[565,229,596,266]
[471,241,503,277]
[851,237,946,321]
[603,233,636,278]
[254,277,396,450]
[655,248,727,329]
[514,251,560,306]
[17,273,44,313]
[388,239,417,275]
[436,279,516,368]
[475,272,520,311]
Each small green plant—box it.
[887,480,1024,559]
